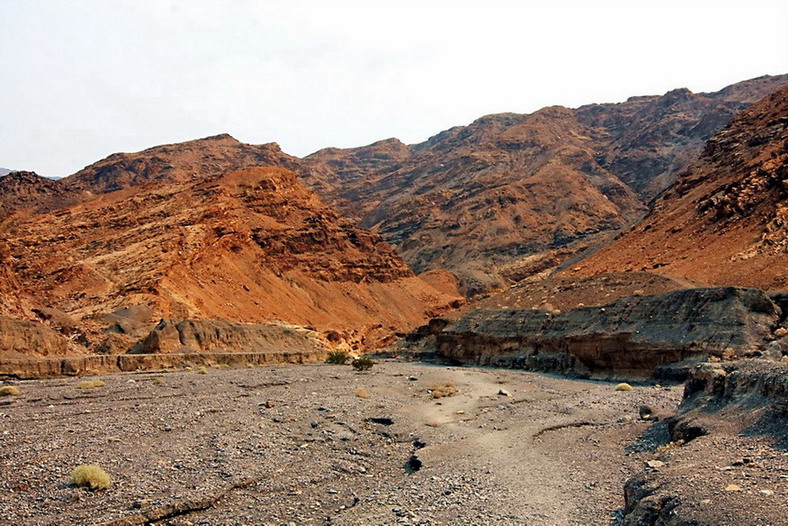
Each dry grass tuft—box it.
[355,387,369,399]
[655,439,685,455]
[614,383,633,392]
[429,382,458,399]
[152,378,165,386]
[0,385,21,396]
[77,380,106,389]
[71,464,111,490]
[197,366,208,374]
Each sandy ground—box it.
[0,360,683,525]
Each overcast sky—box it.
[1,0,787,176]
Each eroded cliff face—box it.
[436,288,781,378]
[0,165,462,359]
[622,360,788,526]
[303,75,788,294]
[573,85,788,291]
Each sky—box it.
[1,1,787,177]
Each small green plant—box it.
[0,385,21,396]
[429,382,458,399]
[71,464,111,490]
[351,357,374,371]
[326,351,351,364]
[615,382,633,392]
[77,380,106,389]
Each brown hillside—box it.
[0,171,79,216]
[304,75,788,294]
[62,133,308,196]
[1,166,462,355]
[572,85,788,290]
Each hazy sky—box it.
[1,0,787,176]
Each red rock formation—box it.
[0,165,461,358]
[573,85,788,290]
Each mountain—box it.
[0,171,79,216]
[0,168,13,176]
[304,74,788,294]
[571,84,788,290]
[62,133,308,195]
[0,165,462,356]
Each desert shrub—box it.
[152,378,165,385]
[615,382,633,392]
[197,366,208,374]
[355,387,369,398]
[326,351,350,364]
[77,380,106,389]
[351,357,374,371]
[0,385,20,396]
[429,382,458,399]
[71,464,111,490]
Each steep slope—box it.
[1,166,462,355]
[573,85,788,290]
[304,75,788,294]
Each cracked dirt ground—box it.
[0,361,682,525]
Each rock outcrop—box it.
[574,84,788,291]
[436,287,781,378]
[0,165,461,359]
[135,319,329,355]
[622,360,788,525]
[304,75,788,293]
[0,317,74,359]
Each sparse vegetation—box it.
[351,357,374,371]
[152,378,165,385]
[0,385,21,396]
[326,351,351,364]
[77,380,106,389]
[355,387,369,398]
[429,382,458,399]
[71,464,111,490]
[197,366,208,374]
[614,382,633,392]
[655,439,685,455]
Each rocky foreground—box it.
[1,359,785,525]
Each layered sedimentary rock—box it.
[135,319,328,355]
[436,287,781,378]
[304,75,788,293]
[0,317,74,359]
[574,84,788,290]
[0,165,461,360]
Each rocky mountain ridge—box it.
[304,74,788,293]
[573,83,788,290]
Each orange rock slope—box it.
[572,86,788,290]
[1,165,462,355]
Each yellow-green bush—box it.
[429,382,458,399]
[71,464,111,490]
[0,385,20,396]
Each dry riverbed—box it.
[0,360,683,525]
